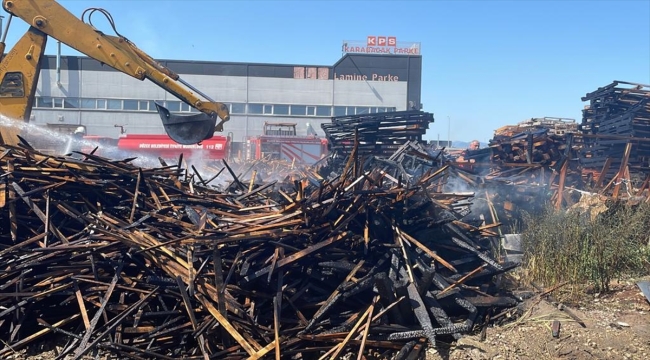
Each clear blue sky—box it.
[3,0,649,143]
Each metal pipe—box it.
[1,14,12,43]
[178,78,215,103]
[56,41,62,87]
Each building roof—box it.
[40,53,422,80]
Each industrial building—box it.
[29,40,422,149]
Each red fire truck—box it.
[81,133,230,161]
[115,134,229,160]
[77,122,326,164]
[245,122,328,165]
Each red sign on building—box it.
[347,36,420,56]
[367,36,397,47]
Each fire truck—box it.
[245,122,328,165]
[29,123,325,164]
[112,134,229,160]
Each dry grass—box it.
[519,201,650,300]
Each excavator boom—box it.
[0,0,231,145]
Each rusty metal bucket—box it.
[154,102,216,145]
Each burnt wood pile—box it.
[579,81,650,182]
[454,127,584,228]
[321,110,435,158]
[488,128,580,169]
[0,138,518,359]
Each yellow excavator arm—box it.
[0,0,230,146]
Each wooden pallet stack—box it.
[489,129,577,167]
[0,138,518,359]
[579,81,650,181]
[321,110,435,158]
[453,124,584,229]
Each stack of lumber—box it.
[321,110,435,158]
[489,128,577,167]
[580,81,650,181]
[0,139,517,359]
[451,125,584,229]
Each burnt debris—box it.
[0,127,518,359]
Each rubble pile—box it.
[0,138,518,359]
[580,81,650,182]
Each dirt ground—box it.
[426,280,650,360]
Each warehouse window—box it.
[165,101,181,112]
[31,96,400,118]
[291,105,307,116]
[123,100,139,111]
[356,107,370,115]
[231,103,246,114]
[180,102,191,112]
[316,106,331,117]
[36,96,53,108]
[64,98,78,109]
[107,99,121,110]
[248,104,263,114]
[274,104,290,115]
[80,99,95,109]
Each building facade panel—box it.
[332,81,408,108]
[177,74,250,103]
[29,53,422,143]
[247,78,334,105]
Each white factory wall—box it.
[31,68,408,141]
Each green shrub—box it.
[520,201,650,297]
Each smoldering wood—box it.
[0,116,520,359]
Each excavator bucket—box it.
[154,102,217,145]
